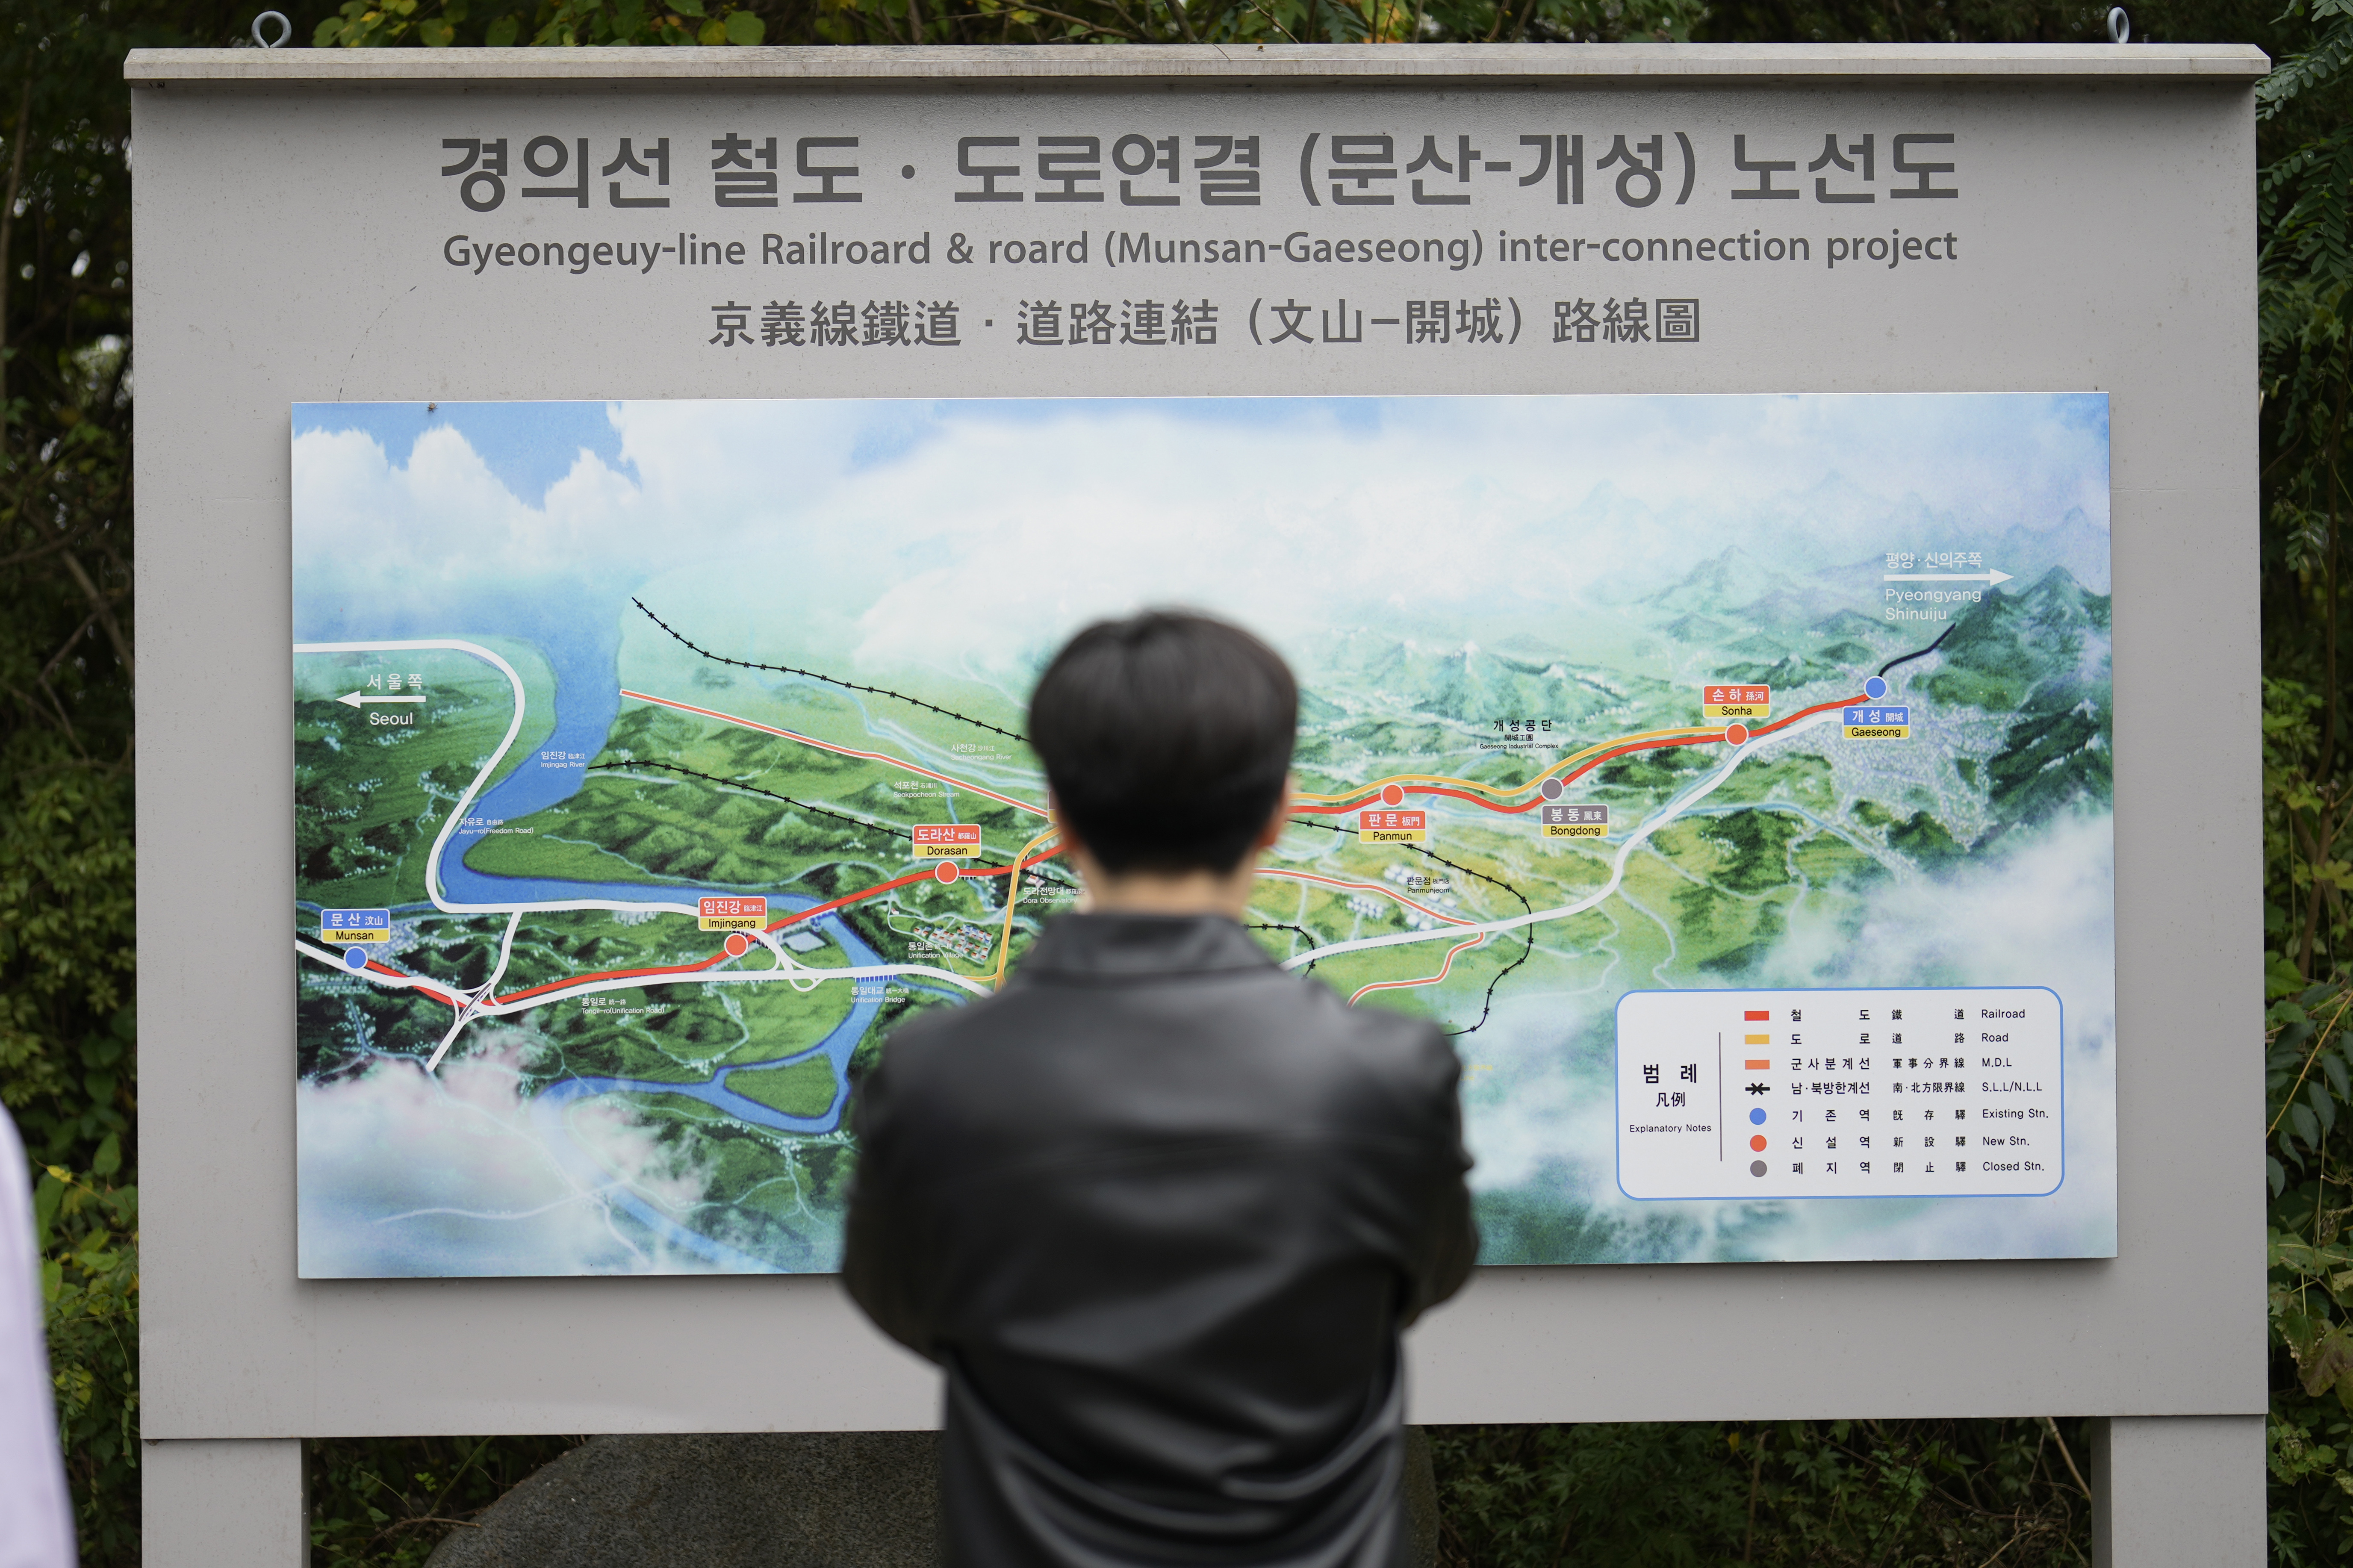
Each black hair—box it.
[1029,610,1298,876]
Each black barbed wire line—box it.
[1877,625,1955,679]
[1246,921,1321,970]
[587,759,1079,890]
[634,598,1029,746]
[622,606,1950,1035]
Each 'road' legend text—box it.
[1615,986,2063,1201]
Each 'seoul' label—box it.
[698,895,768,931]
[1702,684,1771,719]
[1359,809,1429,843]
[913,823,982,858]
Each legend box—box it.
[1615,986,2064,1201]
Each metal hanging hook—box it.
[2107,6,2131,43]
[252,10,292,47]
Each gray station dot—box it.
[1541,778,1562,800]
[1749,1160,1768,1177]
[901,165,916,179]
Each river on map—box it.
[456,869,889,1272]
[304,587,972,1270]
[445,858,895,1270]
[303,593,863,1269]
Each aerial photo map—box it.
[291,394,2117,1276]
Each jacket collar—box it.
[1017,913,1276,980]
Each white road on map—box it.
[1279,707,1847,973]
[296,640,1851,1059]
[294,640,1003,1068]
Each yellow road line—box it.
[1291,725,1721,803]
[991,827,1063,990]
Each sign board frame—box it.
[128,42,2267,1565]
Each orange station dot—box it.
[1725,723,1750,746]
[934,861,960,884]
[1750,1134,1768,1152]
[723,932,751,958]
[1381,784,1406,806]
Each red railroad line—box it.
[480,843,1073,1010]
[495,951,731,1008]
[361,697,1877,1016]
[1293,693,1864,816]
[361,961,459,1009]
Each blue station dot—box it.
[1749,1107,1767,1125]
[342,945,371,972]
[1864,675,1889,700]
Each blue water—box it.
[299,586,920,1270]
[493,880,890,1274]
[499,883,890,1139]
[442,615,624,879]
[536,978,873,1138]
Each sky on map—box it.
[293,393,2111,675]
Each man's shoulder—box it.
[1301,987,1463,1126]
[879,963,1452,1093]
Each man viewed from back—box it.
[844,610,1477,1568]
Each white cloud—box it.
[1457,811,2116,1262]
[297,1027,728,1277]
[295,392,2108,661]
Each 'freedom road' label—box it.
[698,895,768,931]
[1360,809,1429,844]
[320,908,390,944]
[913,823,983,859]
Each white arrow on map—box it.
[1882,570,2014,585]
[336,691,428,707]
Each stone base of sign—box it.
[425,1429,1440,1568]
[424,1431,941,1568]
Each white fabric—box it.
[0,1108,75,1568]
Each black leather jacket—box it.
[844,913,1477,1568]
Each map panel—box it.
[291,394,2116,1276]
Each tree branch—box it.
[53,549,131,690]
[37,611,100,687]
[0,78,30,422]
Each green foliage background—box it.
[0,0,2318,1560]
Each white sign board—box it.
[130,50,2262,1506]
